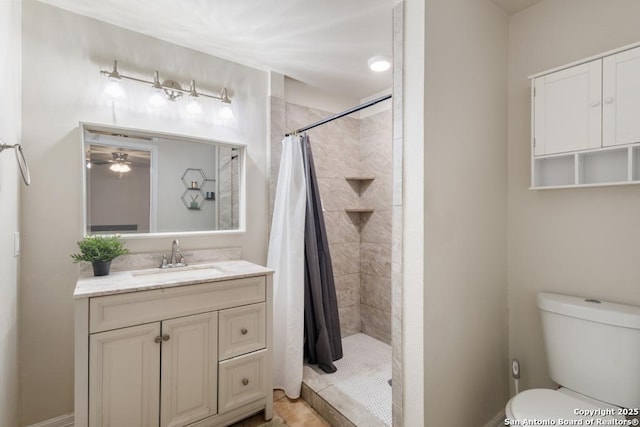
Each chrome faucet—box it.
[160,239,187,268]
[171,239,179,265]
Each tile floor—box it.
[230,390,330,427]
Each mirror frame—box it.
[80,122,247,238]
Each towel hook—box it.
[0,140,31,185]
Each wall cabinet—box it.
[533,60,602,156]
[531,42,640,189]
[75,264,273,427]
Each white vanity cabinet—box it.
[531,43,640,189]
[74,261,273,427]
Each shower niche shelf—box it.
[344,208,374,213]
[345,176,375,198]
[344,176,375,181]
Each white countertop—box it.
[73,260,273,299]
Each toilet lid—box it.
[507,389,623,422]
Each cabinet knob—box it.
[240,328,248,335]
[154,336,162,344]
[162,334,170,342]
[242,378,249,386]
[605,97,614,104]
[590,100,601,107]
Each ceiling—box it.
[38,0,543,99]
[38,0,394,100]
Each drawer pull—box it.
[162,334,170,342]
[154,336,162,344]
[242,378,249,386]
[240,328,248,335]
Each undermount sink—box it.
[131,263,222,277]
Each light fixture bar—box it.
[99,60,231,102]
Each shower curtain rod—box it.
[285,94,392,137]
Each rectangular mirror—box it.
[81,123,245,236]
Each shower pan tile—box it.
[303,334,392,427]
[318,385,388,427]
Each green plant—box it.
[70,235,129,263]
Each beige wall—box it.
[19,2,268,424]
[0,2,21,426]
[508,0,640,393]
[423,0,509,425]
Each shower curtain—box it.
[267,135,307,398]
[301,134,343,372]
[267,134,343,398]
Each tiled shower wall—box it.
[270,98,392,343]
[359,109,392,344]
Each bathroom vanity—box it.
[73,260,273,427]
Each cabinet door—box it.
[160,312,218,427]
[89,323,160,427]
[534,60,602,155]
[603,46,640,147]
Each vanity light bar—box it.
[100,60,233,104]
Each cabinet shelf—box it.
[531,144,640,189]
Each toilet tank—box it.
[538,292,640,409]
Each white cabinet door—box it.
[89,323,160,427]
[534,60,602,155]
[603,46,640,147]
[160,312,218,427]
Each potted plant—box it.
[71,235,129,276]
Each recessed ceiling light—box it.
[368,56,391,72]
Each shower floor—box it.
[302,333,391,426]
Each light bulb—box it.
[368,56,391,72]
[219,103,235,120]
[149,71,166,107]
[148,90,166,107]
[104,78,126,99]
[186,98,203,116]
[109,163,130,173]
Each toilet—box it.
[505,292,640,423]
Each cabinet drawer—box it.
[218,349,268,414]
[90,276,265,333]
[219,303,266,361]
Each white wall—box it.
[0,3,21,426]
[284,77,359,114]
[508,0,640,393]
[19,2,268,424]
[423,0,509,425]
[401,0,426,424]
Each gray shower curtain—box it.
[301,134,343,373]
